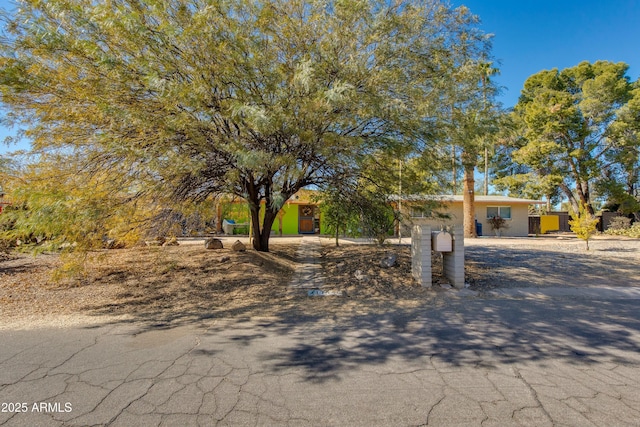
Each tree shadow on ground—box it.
[214,298,640,383]
[87,295,640,384]
[75,240,640,383]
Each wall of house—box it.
[256,203,300,235]
[221,201,300,235]
[272,203,299,235]
[221,195,324,235]
[477,203,529,237]
[404,202,532,237]
[403,202,461,235]
[320,206,329,234]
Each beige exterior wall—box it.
[478,203,530,237]
[403,201,532,237]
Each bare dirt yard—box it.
[465,235,640,290]
[0,235,638,329]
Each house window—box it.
[411,206,430,218]
[487,206,511,220]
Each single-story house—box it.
[216,189,325,235]
[398,194,546,237]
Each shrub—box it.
[605,223,640,238]
[488,216,508,231]
[607,216,631,231]
[569,204,599,250]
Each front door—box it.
[298,205,315,234]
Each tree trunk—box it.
[248,202,263,250]
[546,196,551,213]
[567,158,594,215]
[463,165,477,238]
[277,210,285,237]
[577,181,594,215]
[252,206,278,252]
[252,208,277,252]
[244,178,301,252]
[559,182,580,214]
[215,201,223,233]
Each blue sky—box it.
[1,0,640,154]
[453,0,640,108]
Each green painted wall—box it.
[223,201,320,235]
[270,203,299,235]
[273,204,298,234]
[256,202,299,235]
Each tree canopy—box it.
[496,61,639,215]
[0,0,491,251]
[440,59,501,237]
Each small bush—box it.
[569,204,599,250]
[605,223,640,238]
[488,216,508,231]
[607,216,631,231]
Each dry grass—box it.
[0,244,300,326]
[8,235,633,329]
[0,240,475,328]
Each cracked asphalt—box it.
[2,293,640,426]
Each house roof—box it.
[286,188,320,205]
[219,189,321,205]
[393,194,545,204]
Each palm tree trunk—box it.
[463,165,477,238]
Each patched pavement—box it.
[2,290,640,426]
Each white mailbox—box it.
[431,231,452,252]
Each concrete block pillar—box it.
[442,224,465,289]
[411,225,432,288]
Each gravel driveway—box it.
[465,235,640,290]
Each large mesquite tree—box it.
[0,0,490,251]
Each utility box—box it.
[222,219,235,235]
[431,231,452,252]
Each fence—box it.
[529,212,571,234]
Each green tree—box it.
[492,113,564,211]
[0,0,491,252]
[316,183,358,247]
[443,60,501,238]
[0,152,154,251]
[347,146,452,242]
[509,61,638,215]
[600,86,640,218]
[324,182,397,246]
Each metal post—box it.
[398,159,402,244]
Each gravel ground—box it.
[1,234,638,330]
[465,235,640,290]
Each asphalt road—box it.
[2,291,640,426]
